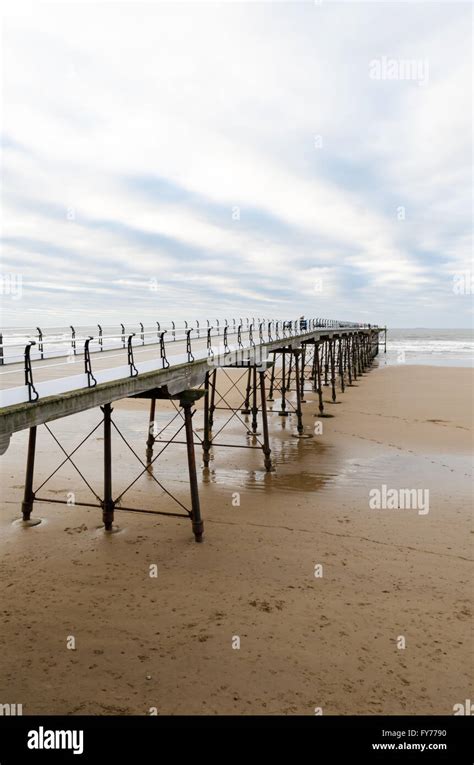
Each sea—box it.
[380,328,473,368]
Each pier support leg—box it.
[330,339,337,403]
[209,369,217,428]
[21,426,37,521]
[145,398,156,467]
[268,358,276,401]
[300,345,307,402]
[315,344,324,415]
[352,337,358,382]
[241,368,252,414]
[259,371,273,471]
[338,338,345,393]
[279,349,288,416]
[182,400,204,543]
[294,351,304,434]
[251,366,259,434]
[311,346,318,388]
[346,337,352,386]
[287,351,293,390]
[102,403,115,531]
[203,372,212,468]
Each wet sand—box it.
[0,363,472,715]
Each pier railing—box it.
[0,317,372,366]
[0,317,380,410]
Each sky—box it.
[0,0,472,329]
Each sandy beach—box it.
[0,362,472,715]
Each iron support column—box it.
[102,403,115,531]
[182,400,204,543]
[146,398,156,466]
[21,426,37,520]
[259,371,273,471]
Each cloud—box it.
[0,0,471,328]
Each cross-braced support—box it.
[18,390,206,542]
[265,348,310,427]
[201,364,274,472]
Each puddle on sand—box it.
[202,466,337,494]
[7,406,470,513]
[331,452,473,492]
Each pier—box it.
[0,318,384,541]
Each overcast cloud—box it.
[1,1,472,327]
